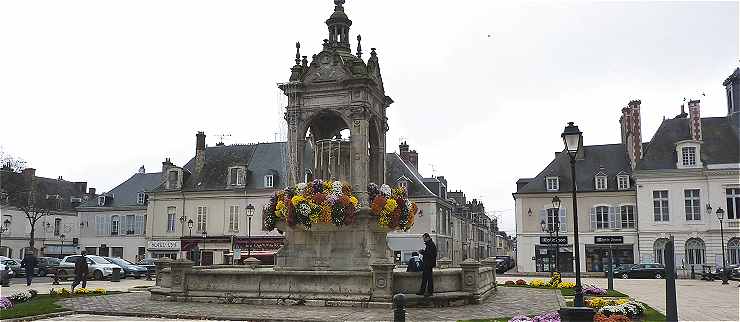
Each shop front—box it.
[535,236,574,273]
[146,240,181,259]
[585,236,634,272]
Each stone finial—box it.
[301,56,308,67]
[334,0,345,10]
[356,34,362,58]
[295,42,301,65]
[323,39,330,50]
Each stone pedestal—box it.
[460,259,481,302]
[153,258,172,286]
[371,259,396,301]
[170,259,193,294]
[275,208,392,271]
[481,257,497,287]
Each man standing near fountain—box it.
[417,233,437,297]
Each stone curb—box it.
[2,310,76,322]
[73,310,336,322]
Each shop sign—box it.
[539,236,568,244]
[147,240,181,250]
[594,236,623,244]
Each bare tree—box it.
[0,170,57,254]
[0,149,26,173]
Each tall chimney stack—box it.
[194,131,206,180]
[688,100,702,141]
[398,141,419,169]
[622,100,643,169]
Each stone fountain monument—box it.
[150,0,496,306]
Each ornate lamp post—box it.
[245,204,255,257]
[201,231,207,266]
[716,207,729,285]
[552,196,561,273]
[561,122,585,308]
[187,219,194,237]
[59,233,66,259]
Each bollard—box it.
[393,293,406,322]
[1,268,9,287]
[146,270,152,281]
[111,268,121,282]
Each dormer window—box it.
[167,169,181,190]
[595,175,607,190]
[675,141,701,169]
[264,175,274,188]
[97,196,106,206]
[228,167,246,186]
[546,177,559,192]
[136,192,146,205]
[617,175,630,190]
[397,176,410,191]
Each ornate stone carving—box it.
[464,273,475,286]
[375,277,386,288]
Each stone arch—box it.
[728,237,740,265]
[653,238,669,265]
[685,238,706,267]
[302,109,352,182]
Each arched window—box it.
[653,238,669,265]
[685,238,705,266]
[728,238,740,265]
[111,215,120,236]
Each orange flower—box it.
[371,196,386,214]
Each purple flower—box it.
[0,297,14,310]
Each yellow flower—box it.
[349,196,358,207]
[528,279,545,287]
[384,199,398,213]
[291,195,305,206]
[616,298,629,305]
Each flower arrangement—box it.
[585,297,611,309]
[528,279,546,287]
[515,279,527,285]
[548,272,562,287]
[594,313,631,322]
[0,297,14,310]
[50,288,71,296]
[509,312,560,322]
[93,288,107,294]
[504,280,515,286]
[7,289,37,304]
[583,284,607,296]
[598,300,645,318]
[263,180,359,230]
[367,183,417,231]
[556,281,575,289]
[73,288,91,295]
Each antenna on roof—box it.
[429,163,436,177]
[216,133,232,146]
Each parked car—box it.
[104,257,148,278]
[137,258,157,275]
[59,255,121,280]
[37,257,61,277]
[495,255,515,270]
[715,264,740,279]
[495,259,508,274]
[1,258,39,276]
[620,263,666,279]
[0,259,16,278]
[604,263,634,277]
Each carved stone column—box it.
[370,259,395,301]
[481,256,498,288]
[153,257,172,287]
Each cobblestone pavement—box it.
[499,276,740,322]
[49,287,562,322]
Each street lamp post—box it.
[187,219,193,237]
[561,122,586,308]
[201,231,207,266]
[552,196,561,274]
[541,220,555,275]
[59,234,66,259]
[245,204,255,257]
[716,207,729,285]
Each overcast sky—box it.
[0,1,737,234]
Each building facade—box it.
[634,70,740,269]
[77,166,160,262]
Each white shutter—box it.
[608,206,617,229]
[559,208,567,233]
[96,215,103,236]
[615,206,623,229]
[590,207,597,230]
[104,215,111,236]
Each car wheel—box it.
[57,269,68,281]
[94,270,104,280]
[621,273,629,279]
[655,273,662,279]
[39,269,47,277]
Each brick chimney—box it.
[161,158,173,183]
[398,141,418,169]
[194,131,206,180]
[619,100,643,169]
[688,100,702,141]
[88,187,96,197]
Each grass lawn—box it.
[0,295,65,320]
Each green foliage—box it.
[0,295,64,319]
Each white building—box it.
[634,71,740,269]
[77,166,160,263]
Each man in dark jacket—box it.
[406,251,423,272]
[20,251,38,286]
[417,233,437,297]
[71,251,89,291]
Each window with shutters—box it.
[620,205,635,229]
[684,189,701,221]
[111,215,120,235]
[166,206,176,232]
[125,215,135,235]
[594,206,610,229]
[727,188,740,220]
[546,208,559,232]
[229,205,239,232]
[653,190,669,222]
[197,206,207,232]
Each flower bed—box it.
[50,288,107,297]
[509,312,560,322]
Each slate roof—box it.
[637,117,740,170]
[79,172,162,208]
[0,170,88,211]
[516,144,634,194]
[385,153,435,198]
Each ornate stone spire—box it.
[326,0,352,51]
[295,42,301,66]
[356,34,362,58]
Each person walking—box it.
[417,233,437,297]
[20,250,38,286]
[71,251,89,292]
[406,251,423,272]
